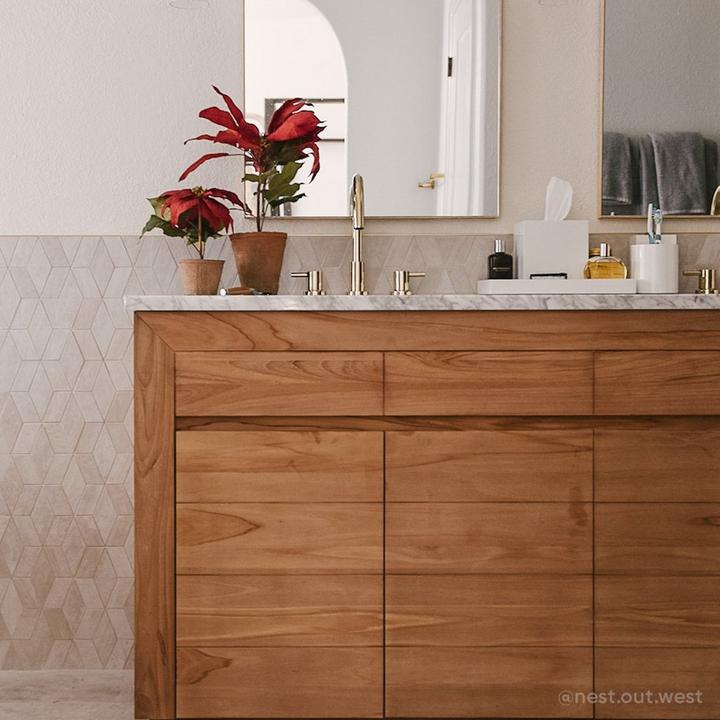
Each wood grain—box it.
[133,317,175,719]
[177,503,382,574]
[596,428,720,501]
[596,503,720,574]
[596,576,720,647]
[595,351,720,415]
[385,351,593,415]
[143,310,720,352]
[177,574,382,646]
[386,503,592,574]
[596,648,720,718]
[176,351,383,416]
[386,575,592,646]
[386,647,593,718]
[176,430,383,502]
[177,646,383,718]
[386,429,592,501]
[176,414,720,433]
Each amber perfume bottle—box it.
[488,239,513,279]
[584,243,627,279]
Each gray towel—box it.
[635,135,658,215]
[602,132,633,206]
[705,139,719,211]
[649,132,707,214]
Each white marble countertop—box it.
[125,293,720,312]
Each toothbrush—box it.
[652,207,663,243]
[647,203,655,243]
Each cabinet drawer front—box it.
[596,429,720,502]
[596,577,720,647]
[176,352,383,416]
[386,647,593,718]
[385,351,593,416]
[595,351,720,415]
[596,503,720,574]
[596,648,720,718]
[177,575,382,647]
[386,503,592,574]
[177,647,383,718]
[177,503,382,574]
[386,575,592,646]
[177,431,383,502]
[387,430,593,501]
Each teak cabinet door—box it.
[385,430,593,718]
[175,430,383,718]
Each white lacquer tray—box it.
[477,279,637,294]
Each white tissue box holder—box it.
[514,221,589,280]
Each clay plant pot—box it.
[229,231,287,295]
[178,258,224,295]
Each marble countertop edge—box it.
[124,294,720,312]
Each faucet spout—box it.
[349,174,367,295]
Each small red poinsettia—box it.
[142,186,247,259]
[179,86,325,231]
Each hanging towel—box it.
[635,135,659,215]
[649,132,707,214]
[602,132,633,208]
[704,138,719,212]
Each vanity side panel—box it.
[134,316,175,719]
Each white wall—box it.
[604,0,720,143]
[312,0,445,217]
[0,0,243,235]
[1,0,719,236]
[244,0,348,216]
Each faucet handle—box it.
[392,270,425,296]
[291,270,326,296]
[683,268,718,295]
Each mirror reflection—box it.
[601,0,720,216]
[244,0,500,218]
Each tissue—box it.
[544,176,573,221]
[514,177,589,279]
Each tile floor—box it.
[0,670,132,719]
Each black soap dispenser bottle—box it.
[488,239,513,279]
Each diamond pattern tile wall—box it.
[1,232,718,669]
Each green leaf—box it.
[148,196,171,220]
[268,193,306,208]
[141,214,187,239]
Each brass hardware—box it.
[349,174,367,296]
[291,270,326,296]
[392,270,426,296]
[711,186,720,216]
[683,268,718,295]
[418,172,445,190]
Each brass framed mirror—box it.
[600,0,720,218]
[243,0,502,219]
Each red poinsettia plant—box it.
[142,186,247,259]
[179,86,325,232]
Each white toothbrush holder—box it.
[631,235,679,294]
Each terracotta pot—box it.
[178,258,224,295]
[230,231,287,295]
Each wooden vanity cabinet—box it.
[135,310,720,720]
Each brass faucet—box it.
[349,174,367,295]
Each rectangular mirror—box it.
[244,0,501,218]
[601,0,720,217]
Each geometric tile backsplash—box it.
[1,232,718,669]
